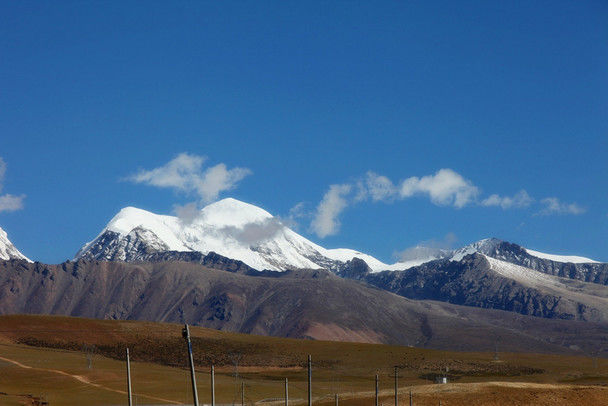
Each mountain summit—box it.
[0,226,30,262]
[75,198,416,271]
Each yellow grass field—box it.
[0,315,607,405]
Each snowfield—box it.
[524,248,598,264]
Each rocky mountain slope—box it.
[451,238,608,285]
[0,226,29,262]
[1,258,607,356]
[340,253,608,323]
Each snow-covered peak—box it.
[449,238,500,261]
[0,226,31,262]
[451,237,600,265]
[76,198,406,272]
[524,248,598,264]
[198,198,273,228]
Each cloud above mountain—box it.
[310,168,586,238]
[0,158,25,213]
[126,153,251,203]
[395,232,457,262]
[398,169,479,208]
[481,190,534,209]
[310,184,351,238]
[311,169,479,237]
[538,197,586,215]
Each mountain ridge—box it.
[2,257,607,356]
[74,198,600,273]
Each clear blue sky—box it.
[1,1,607,264]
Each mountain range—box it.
[73,197,599,273]
[0,197,606,356]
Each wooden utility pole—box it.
[126,348,132,406]
[308,355,312,406]
[182,324,199,406]
[211,365,216,406]
[394,367,398,406]
[285,378,289,406]
[375,374,379,406]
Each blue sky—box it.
[1,1,607,264]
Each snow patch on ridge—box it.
[484,255,608,304]
[524,248,598,264]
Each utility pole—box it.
[126,348,132,406]
[409,390,412,406]
[375,374,379,406]
[182,324,199,406]
[241,381,245,406]
[211,365,216,406]
[308,355,312,406]
[394,367,398,406]
[285,378,289,406]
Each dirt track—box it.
[0,355,181,405]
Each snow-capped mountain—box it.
[450,237,598,264]
[0,226,30,262]
[446,238,606,284]
[75,198,412,272]
[75,198,603,275]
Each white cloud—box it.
[0,158,25,213]
[365,171,397,202]
[127,153,251,203]
[310,169,478,238]
[310,184,352,238]
[222,217,285,245]
[395,232,457,262]
[0,158,6,184]
[276,202,309,231]
[539,197,586,215]
[128,153,205,191]
[0,194,25,213]
[481,190,533,209]
[173,202,200,225]
[197,163,251,203]
[399,168,479,208]
[310,167,588,238]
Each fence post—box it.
[409,390,412,406]
[126,348,132,406]
[335,393,338,406]
[241,381,244,406]
[285,377,289,406]
[375,374,378,406]
[394,367,398,406]
[211,365,215,406]
[308,355,312,406]
[182,324,199,406]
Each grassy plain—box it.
[0,315,607,405]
